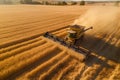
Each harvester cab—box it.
[65,25,93,45]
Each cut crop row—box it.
[0,45,61,80]
[0,18,74,47]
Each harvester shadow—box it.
[75,54,114,80]
[81,34,120,63]
[75,34,120,80]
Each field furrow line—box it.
[90,65,105,80]
[0,19,73,46]
[60,62,80,80]
[0,19,73,41]
[0,22,70,49]
[109,65,120,80]
[0,39,46,61]
[39,55,72,80]
[0,15,72,33]
[0,37,41,54]
[0,15,74,32]
[0,13,67,24]
[9,46,62,80]
[0,41,51,71]
[97,25,119,52]
[0,45,60,80]
[0,33,43,49]
[56,60,78,80]
[95,66,115,80]
[52,28,67,35]
[80,64,100,80]
[22,51,67,80]
[0,13,63,27]
[56,31,67,38]
[49,25,69,33]
[74,64,86,80]
[0,17,75,39]
[75,66,88,80]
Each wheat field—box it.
[0,5,120,80]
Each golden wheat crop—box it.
[0,5,120,80]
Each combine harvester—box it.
[44,25,93,61]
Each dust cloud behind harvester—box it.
[73,6,120,36]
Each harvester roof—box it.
[69,24,85,31]
[67,30,76,33]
